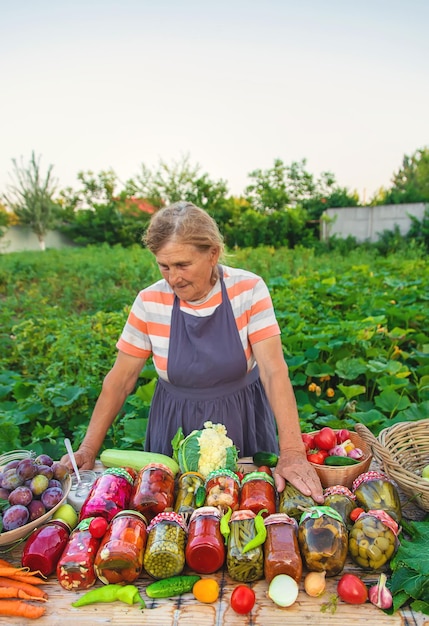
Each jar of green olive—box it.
[143,511,188,580]
[348,509,399,570]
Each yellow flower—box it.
[326,388,335,398]
[315,386,322,397]
[308,383,317,392]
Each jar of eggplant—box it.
[143,511,188,580]
[348,509,399,570]
[298,505,348,577]
[352,471,402,522]
[226,509,265,582]
[278,481,316,521]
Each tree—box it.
[371,147,429,205]
[3,152,59,251]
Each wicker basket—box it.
[355,421,429,512]
[309,430,372,489]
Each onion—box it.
[268,574,299,607]
[304,571,326,597]
[328,445,347,457]
[348,447,364,460]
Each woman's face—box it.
[155,240,219,302]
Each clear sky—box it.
[1,0,428,203]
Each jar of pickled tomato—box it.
[352,470,402,522]
[239,471,276,516]
[205,468,240,513]
[22,520,71,576]
[174,471,206,516]
[349,509,399,570]
[57,518,101,590]
[298,505,348,577]
[143,511,188,580]
[79,468,134,523]
[185,506,225,574]
[129,463,175,522]
[263,513,302,583]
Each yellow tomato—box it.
[193,578,220,603]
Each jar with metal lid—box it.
[349,509,399,570]
[239,471,276,516]
[278,480,316,521]
[298,505,348,577]
[185,506,225,574]
[174,471,206,517]
[263,513,302,583]
[79,468,134,523]
[129,463,175,522]
[94,510,148,584]
[226,509,264,582]
[67,470,97,512]
[57,518,101,590]
[22,520,71,577]
[352,471,402,522]
[143,511,187,579]
[205,468,240,513]
[323,485,357,530]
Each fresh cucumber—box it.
[324,455,360,466]
[100,449,179,475]
[145,575,201,598]
[252,451,279,468]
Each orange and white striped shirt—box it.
[116,264,280,381]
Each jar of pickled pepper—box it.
[79,468,134,523]
[348,509,399,570]
[185,506,225,574]
[57,518,101,590]
[352,471,402,522]
[143,511,188,579]
[226,509,265,582]
[94,510,148,584]
[263,513,302,583]
[129,463,175,522]
[205,468,240,513]
[298,505,348,577]
[239,471,276,516]
[323,485,357,530]
[174,471,206,517]
[22,520,71,577]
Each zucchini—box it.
[252,451,279,468]
[100,449,179,475]
[324,455,360,466]
[145,575,201,598]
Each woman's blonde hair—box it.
[143,201,225,257]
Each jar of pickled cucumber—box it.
[240,471,276,516]
[298,505,348,577]
[348,509,399,570]
[278,481,316,521]
[143,511,188,579]
[130,463,175,522]
[174,471,206,517]
[323,485,357,530]
[352,471,402,522]
[205,468,240,513]
[263,513,302,583]
[226,509,264,582]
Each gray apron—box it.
[144,266,279,457]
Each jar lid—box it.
[113,509,148,525]
[299,505,345,526]
[241,471,275,487]
[264,513,298,529]
[363,509,399,536]
[324,485,356,500]
[352,470,391,492]
[140,463,175,477]
[205,468,240,486]
[103,467,135,485]
[179,471,205,481]
[231,509,256,521]
[189,506,222,523]
[147,510,188,533]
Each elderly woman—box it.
[63,201,323,501]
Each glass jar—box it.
[205,468,240,513]
[94,510,147,584]
[185,506,225,574]
[352,471,402,522]
[323,485,357,530]
[22,520,71,576]
[79,468,134,523]
[174,471,206,517]
[263,513,302,583]
[349,509,399,570]
[129,463,175,522]
[57,518,101,590]
[226,509,264,582]
[67,470,97,512]
[298,505,348,577]
[143,511,187,580]
[278,481,316,521]
[239,471,276,516]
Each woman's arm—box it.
[61,351,147,470]
[252,335,324,503]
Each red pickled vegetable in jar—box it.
[263,513,302,583]
[185,506,225,574]
[129,463,175,521]
[239,471,276,516]
[57,518,102,590]
[22,520,71,576]
[205,469,240,513]
[79,467,134,523]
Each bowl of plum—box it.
[0,450,71,546]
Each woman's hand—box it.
[60,444,97,471]
[274,449,324,504]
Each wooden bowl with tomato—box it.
[304,427,373,489]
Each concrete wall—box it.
[321,203,427,242]
[0,226,75,253]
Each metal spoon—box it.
[64,438,81,485]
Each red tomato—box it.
[313,427,337,451]
[257,466,273,477]
[235,471,245,481]
[89,516,109,538]
[349,507,365,522]
[301,433,315,451]
[336,429,351,444]
[307,449,328,465]
[337,574,368,604]
[230,585,256,614]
